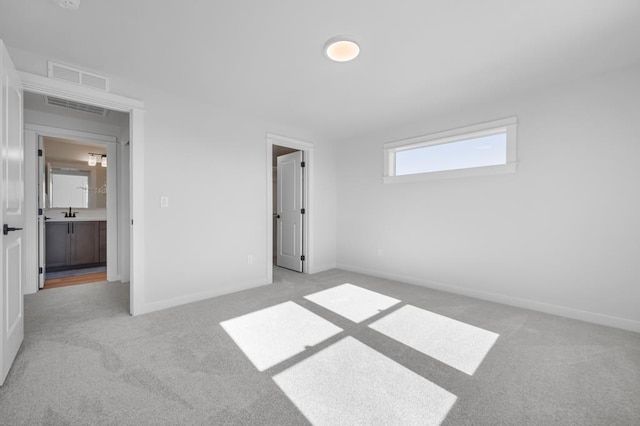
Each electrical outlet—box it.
[247,255,253,264]
[160,196,169,208]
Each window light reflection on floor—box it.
[220,284,498,425]
[273,336,457,426]
[370,305,499,375]
[304,283,401,323]
[220,301,342,372]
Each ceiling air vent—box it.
[45,96,108,116]
[47,61,110,91]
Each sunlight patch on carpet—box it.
[273,336,456,426]
[304,283,400,323]
[370,305,499,375]
[220,301,342,372]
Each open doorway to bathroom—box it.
[41,136,109,288]
[23,91,130,291]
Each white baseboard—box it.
[337,263,640,333]
[309,263,337,274]
[135,279,271,316]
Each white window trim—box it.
[383,117,518,183]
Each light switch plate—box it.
[160,196,169,208]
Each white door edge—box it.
[38,135,45,289]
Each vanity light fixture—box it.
[87,152,106,167]
[325,36,360,62]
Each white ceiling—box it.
[1,1,639,141]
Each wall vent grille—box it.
[45,96,108,116]
[47,61,110,91]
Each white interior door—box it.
[276,151,303,272]
[37,136,45,289]
[0,40,25,386]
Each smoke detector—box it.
[51,0,81,10]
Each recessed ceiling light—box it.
[51,0,81,10]
[325,36,360,62]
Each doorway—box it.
[266,133,314,282]
[40,136,111,289]
[273,145,303,271]
[23,90,129,293]
[16,71,145,315]
[19,72,146,315]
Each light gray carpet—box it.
[1,268,639,425]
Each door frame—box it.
[19,71,145,315]
[266,133,313,283]
[24,123,119,290]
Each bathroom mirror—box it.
[48,161,107,209]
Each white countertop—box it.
[47,217,107,222]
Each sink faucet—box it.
[63,207,77,218]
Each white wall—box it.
[336,65,640,331]
[11,46,337,312]
[138,87,336,309]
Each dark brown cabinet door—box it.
[70,221,100,266]
[45,222,70,268]
[46,221,106,271]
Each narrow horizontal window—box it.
[384,117,517,183]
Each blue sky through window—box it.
[395,133,507,176]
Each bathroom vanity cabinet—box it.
[45,220,107,271]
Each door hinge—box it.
[301,161,305,168]
[301,208,305,214]
[300,255,305,261]
[38,149,43,157]
[39,267,43,274]
[38,208,43,216]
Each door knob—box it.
[277,215,280,218]
[3,224,23,235]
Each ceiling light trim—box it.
[324,36,360,62]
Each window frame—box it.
[383,117,518,183]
